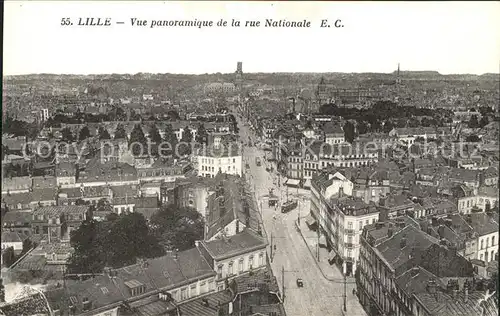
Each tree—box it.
[2,247,16,267]
[195,123,208,145]
[61,127,74,143]
[129,124,147,156]
[383,120,394,133]
[114,123,127,140]
[167,110,180,121]
[149,124,162,144]
[479,116,489,128]
[150,205,205,251]
[68,213,165,273]
[181,126,193,143]
[343,121,355,143]
[104,213,164,268]
[179,126,193,156]
[468,115,479,128]
[1,145,8,161]
[357,121,369,135]
[98,127,111,140]
[79,126,91,141]
[161,124,178,157]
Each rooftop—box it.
[375,224,438,272]
[32,205,88,217]
[201,229,268,261]
[47,247,215,315]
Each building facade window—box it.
[238,259,244,273]
[228,262,234,275]
[249,256,254,270]
[217,265,223,278]
[190,284,197,297]
[181,288,188,300]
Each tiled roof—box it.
[134,196,159,209]
[55,162,77,177]
[201,229,267,261]
[47,247,215,315]
[1,231,24,243]
[0,293,51,316]
[466,213,498,236]
[78,161,138,183]
[323,122,343,135]
[206,176,260,240]
[376,224,438,272]
[395,266,444,297]
[415,289,498,316]
[2,176,32,191]
[177,290,233,316]
[1,210,32,227]
[32,188,57,202]
[230,268,280,294]
[1,192,33,207]
[32,205,88,217]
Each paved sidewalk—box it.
[295,217,355,283]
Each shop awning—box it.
[303,179,312,188]
[305,214,317,227]
[285,178,301,187]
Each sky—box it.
[3,1,500,75]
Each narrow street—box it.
[236,113,367,316]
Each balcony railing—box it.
[346,242,354,248]
[345,228,355,235]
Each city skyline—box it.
[4,1,500,76]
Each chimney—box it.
[439,238,448,247]
[426,279,437,294]
[464,282,469,303]
[400,237,407,249]
[379,196,386,207]
[219,197,226,217]
[444,218,452,228]
[410,267,420,277]
[388,228,393,238]
[431,216,438,226]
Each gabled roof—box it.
[376,224,438,272]
[47,247,215,315]
[201,229,267,261]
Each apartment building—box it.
[197,229,268,291]
[310,170,378,276]
[458,186,499,214]
[291,141,378,188]
[357,219,479,316]
[196,144,242,178]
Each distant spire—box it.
[396,63,401,85]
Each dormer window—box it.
[125,279,146,296]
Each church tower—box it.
[235,62,243,89]
[396,63,402,85]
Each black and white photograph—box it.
[1,1,499,316]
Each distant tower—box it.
[396,63,402,85]
[235,62,243,89]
